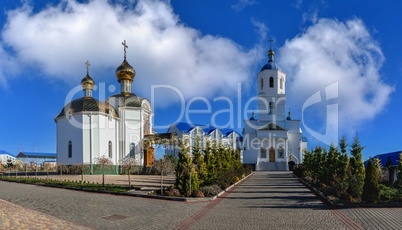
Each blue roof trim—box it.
[172,122,241,137]
[17,152,57,158]
[302,136,308,142]
[364,151,401,167]
[0,150,16,157]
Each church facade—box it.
[55,41,153,173]
[242,48,307,171]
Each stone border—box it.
[138,172,253,202]
[294,174,402,208]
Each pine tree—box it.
[175,139,199,196]
[192,137,207,186]
[334,138,349,197]
[373,157,383,182]
[203,140,216,185]
[362,159,379,203]
[348,134,365,199]
[396,153,402,185]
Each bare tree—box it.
[72,164,85,184]
[153,156,174,195]
[14,160,22,177]
[57,164,69,181]
[95,155,113,187]
[121,157,139,189]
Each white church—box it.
[242,47,308,171]
[55,41,153,173]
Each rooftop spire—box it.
[85,60,90,74]
[116,40,135,95]
[268,38,275,63]
[122,40,128,59]
[81,60,95,97]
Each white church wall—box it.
[56,115,84,165]
[98,115,118,164]
[287,132,302,164]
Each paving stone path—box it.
[1,172,402,229]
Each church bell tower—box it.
[257,45,287,122]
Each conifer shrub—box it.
[362,159,380,203]
[379,184,399,201]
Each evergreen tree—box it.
[175,139,200,196]
[347,134,365,199]
[339,136,348,155]
[373,157,383,182]
[362,159,380,203]
[192,137,207,186]
[203,140,216,185]
[334,138,349,197]
[324,143,340,185]
[397,153,402,185]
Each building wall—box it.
[56,115,84,165]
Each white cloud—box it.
[251,18,268,43]
[279,18,393,135]
[0,0,260,105]
[231,0,258,12]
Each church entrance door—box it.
[269,148,275,162]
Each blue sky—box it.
[0,0,401,160]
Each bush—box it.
[220,182,229,190]
[200,185,222,197]
[323,186,337,196]
[192,190,204,198]
[233,176,240,183]
[379,184,399,201]
[165,186,181,197]
[340,193,353,203]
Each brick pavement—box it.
[183,171,354,229]
[1,172,402,229]
[0,198,91,230]
[0,181,206,229]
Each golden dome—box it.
[81,73,95,90]
[115,58,135,83]
[268,49,274,56]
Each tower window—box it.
[261,148,267,158]
[260,78,263,90]
[108,141,112,158]
[280,78,283,89]
[68,141,72,158]
[269,77,274,88]
[269,102,276,115]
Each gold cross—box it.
[85,60,90,74]
[122,40,128,59]
[268,38,274,50]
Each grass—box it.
[0,176,130,193]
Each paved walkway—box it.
[1,172,402,229]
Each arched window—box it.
[260,148,267,158]
[108,141,112,158]
[260,78,263,90]
[68,141,72,158]
[280,78,283,89]
[269,102,276,115]
[278,147,284,158]
[130,142,135,158]
[269,77,274,88]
